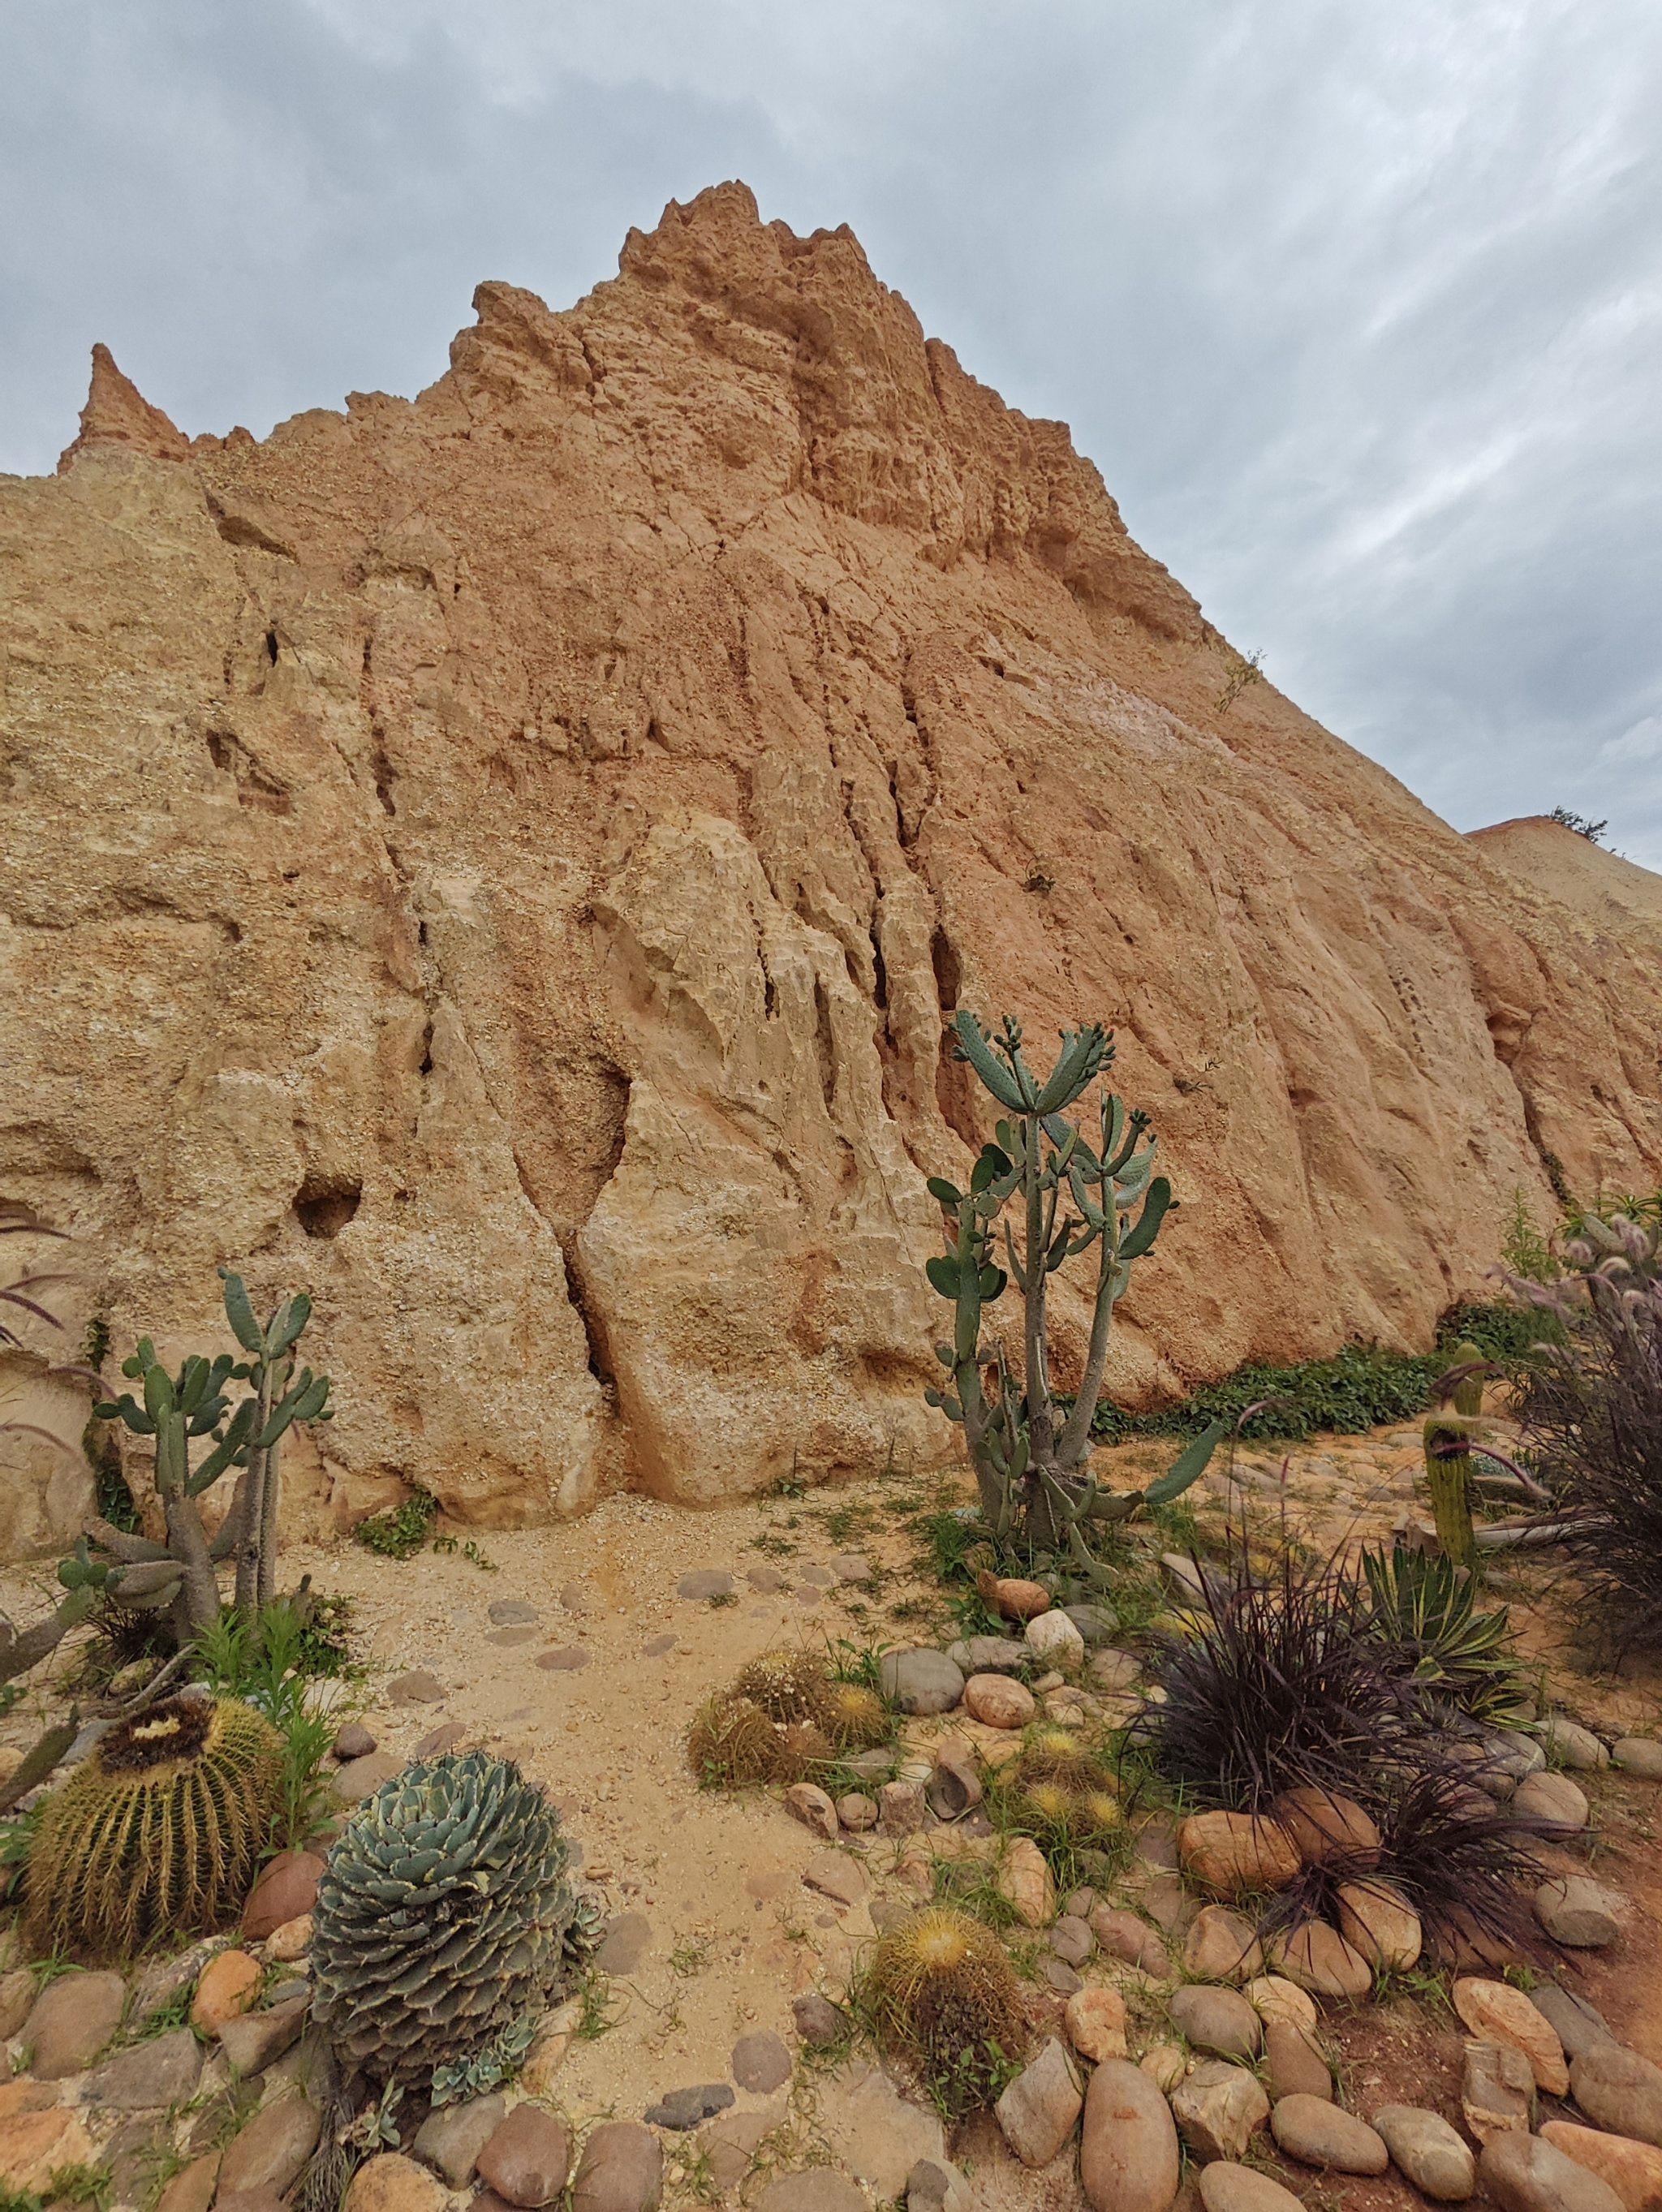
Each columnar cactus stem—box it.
[923,1011,1224,1577]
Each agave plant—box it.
[922,1013,1225,1586]
[312,1751,583,2089]
[1359,1546,1531,1726]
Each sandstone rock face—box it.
[5,183,1661,1540]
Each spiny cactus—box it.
[311,1751,581,2089]
[923,1013,1225,1580]
[860,1906,1030,2113]
[23,1693,284,1961]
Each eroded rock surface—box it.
[5,181,1660,1542]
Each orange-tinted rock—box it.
[7,185,1661,1544]
[1270,1922,1372,2002]
[1179,1813,1300,1900]
[1336,1880,1422,1971]
[242,1848,325,1941]
[1273,1788,1381,1871]
[57,345,192,472]
[191,1950,262,2033]
[1453,1978,1569,2097]
[1541,2123,1662,2212]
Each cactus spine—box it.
[923,1013,1225,1582]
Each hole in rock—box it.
[930,925,961,1011]
[264,630,279,665]
[294,1175,362,1240]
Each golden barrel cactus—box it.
[24,1693,283,1962]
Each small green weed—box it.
[575,1971,620,2041]
[355,1489,440,1560]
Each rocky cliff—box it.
[3,182,1660,1554]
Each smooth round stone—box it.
[1198,2164,1307,2212]
[1540,1717,1609,1771]
[1182,1904,1264,1984]
[1535,1877,1622,1948]
[1062,1603,1119,1646]
[1026,1609,1086,1662]
[1529,1984,1615,2061]
[1169,1986,1261,2063]
[677,1570,734,1601]
[878,1649,964,1715]
[1264,2020,1329,2102]
[1569,2045,1662,2149]
[963,1674,1036,1729]
[1612,1738,1662,1779]
[1372,2105,1476,2201]
[1080,2059,1180,2212]
[945,1636,1028,1674]
[1513,1770,1590,1829]
[1270,2095,1388,2175]
[836,1792,877,1832]
[1479,2131,1625,2212]
[1050,1914,1095,1968]
[1541,2121,1662,2212]
[731,2032,791,2094]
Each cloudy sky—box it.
[5,1,1660,865]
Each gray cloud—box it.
[4,0,1659,862]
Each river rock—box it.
[219,1995,310,2076]
[242,1849,325,1941]
[1026,1610,1086,1663]
[879,1779,928,1834]
[1270,2095,1387,2174]
[1064,1604,1120,1646]
[998,1837,1056,1926]
[1170,2062,1270,2163]
[1541,2122,1662,2212]
[1463,2040,1536,2141]
[0,2111,99,2193]
[1169,1986,1261,2062]
[732,2031,792,2094]
[1480,2131,1625,2212]
[1513,1771,1590,1830]
[217,2097,322,2197]
[345,2154,447,2212]
[1066,1986,1129,2062]
[1244,1977,1316,2031]
[334,1749,403,1803]
[1270,1921,1371,2001]
[1178,1812,1301,1899]
[1335,1879,1422,1971]
[1453,1978,1569,2094]
[879,1650,964,1716]
[1080,2057,1181,2212]
[24,1969,127,2076]
[1531,1985,1616,2061]
[1182,1905,1264,1983]
[1372,2106,1475,2201]
[1541,1719,1609,1771]
[1612,1740,1662,1779]
[995,2038,1083,2167]
[1197,2164,1305,2212]
[477,2105,572,2206]
[80,2028,203,2110]
[1570,2046,1662,2149]
[1264,2020,1329,2102]
[1141,2045,1189,2095]
[1535,1878,1623,1948]
[945,1637,1027,1676]
[0,1973,33,2042]
[1091,1907,1170,1977]
[1272,1787,1381,1870]
[784,1782,838,1840]
[963,1674,1035,1728]
[413,2094,506,2188]
[572,2122,663,2212]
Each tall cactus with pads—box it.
[90,1269,333,1635]
[924,1012,1226,1583]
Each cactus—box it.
[859,1906,1030,2113]
[92,1270,333,1635]
[1423,1415,1477,1568]
[22,1693,284,1961]
[923,1013,1226,1579]
[1421,1339,1488,1569]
